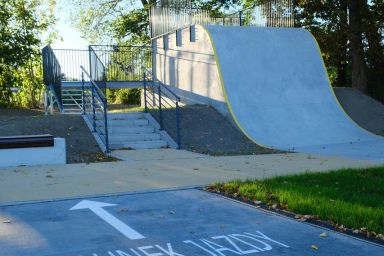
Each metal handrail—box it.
[142,67,181,101]
[80,65,109,153]
[142,67,181,149]
[80,66,106,100]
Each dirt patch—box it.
[158,105,282,155]
[0,109,117,163]
[335,87,384,136]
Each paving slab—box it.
[111,149,208,161]
[0,151,379,205]
[0,189,382,256]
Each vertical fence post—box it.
[103,100,109,153]
[143,71,148,113]
[239,11,243,26]
[81,72,86,115]
[158,83,163,130]
[91,87,96,132]
[176,101,181,149]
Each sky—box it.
[50,1,90,49]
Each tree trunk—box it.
[336,0,348,88]
[348,0,368,93]
[361,1,384,101]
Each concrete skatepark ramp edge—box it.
[153,25,384,161]
[203,26,384,161]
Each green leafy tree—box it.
[0,0,57,107]
[296,0,384,100]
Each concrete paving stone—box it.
[0,150,378,205]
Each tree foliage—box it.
[0,0,56,108]
[296,0,384,100]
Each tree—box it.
[348,0,368,93]
[0,0,57,107]
[68,0,157,44]
[296,0,384,100]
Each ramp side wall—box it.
[153,25,230,118]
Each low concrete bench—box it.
[0,134,54,149]
[0,135,66,168]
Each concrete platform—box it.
[0,189,382,255]
[0,138,66,168]
[0,149,378,205]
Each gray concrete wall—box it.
[153,25,230,118]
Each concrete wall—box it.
[153,25,230,117]
[0,138,66,168]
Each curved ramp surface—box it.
[205,26,384,161]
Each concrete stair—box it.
[106,112,168,150]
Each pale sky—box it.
[50,1,90,49]
[50,0,142,49]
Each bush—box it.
[111,88,141,105]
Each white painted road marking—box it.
[70,200,145,240]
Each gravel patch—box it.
[157,104,282,155]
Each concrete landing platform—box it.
[0,149,378,205]
[0,189,382,256]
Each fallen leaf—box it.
[319,232,328,238]
[311,245,318,250]
[117,208,128,213]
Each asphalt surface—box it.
[1,188,383,256]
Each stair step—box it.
[107,119,148,126]
[107,113,144,120]
[62,94,83,97]
[62,89,82,92]
[108,126,155,134]
[110,140,167,150]
[108,133,161,143]
[63,103,81,106]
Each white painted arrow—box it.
[70,200,145,240]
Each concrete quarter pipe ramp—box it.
[204,26,384,161]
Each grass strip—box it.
[208,167,384,238]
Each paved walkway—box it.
[0,149,378,205]
[1,188,383,255]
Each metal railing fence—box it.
[150,0,295,38]
[89,46,107,95]
[142,67,181,149]
[51,49,90,81]
[81,65,109,153]
[90,45,152,82]
[42,45,63,108]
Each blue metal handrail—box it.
[142,67,181,149]
[81,65,109,153]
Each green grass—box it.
[209,167,384,235]
[108,105,144,113]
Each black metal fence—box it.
[142,67,181,148]
[42,45,62,107]
[150,0,295,38]
[52,49,90,81]
[49,46,151,84]
[90,45,152,82]
[89,46,107,94]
